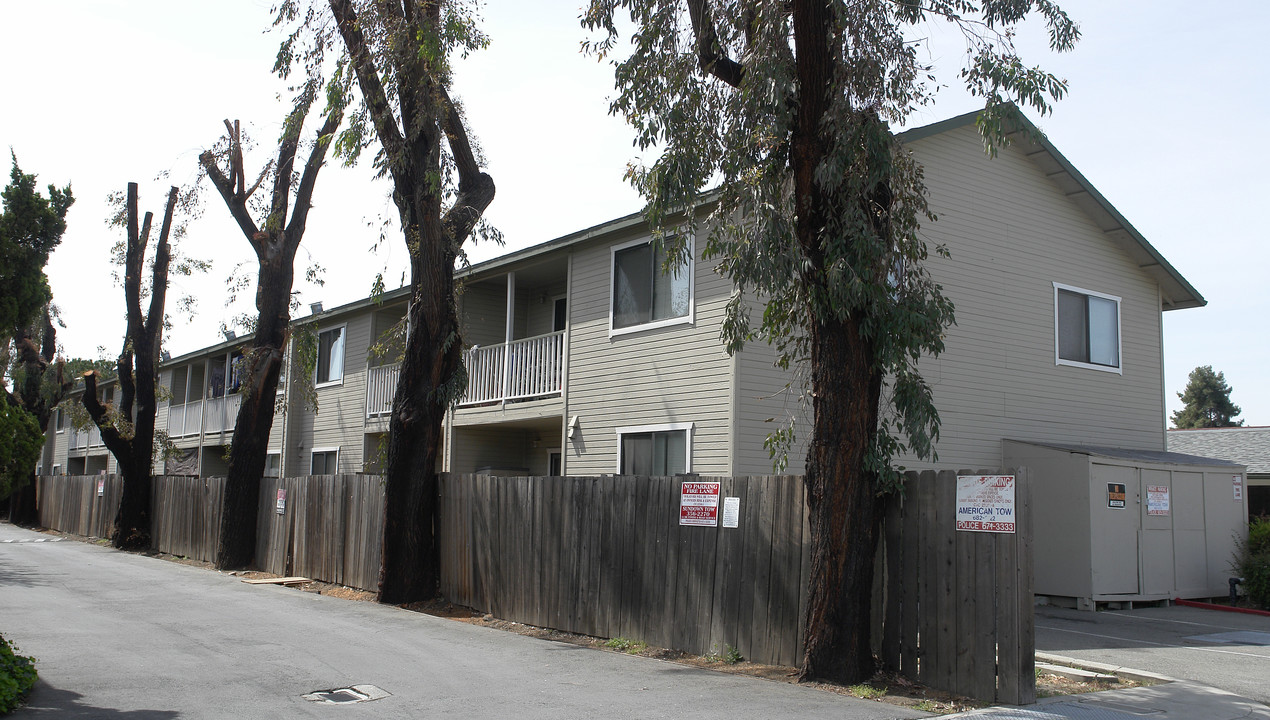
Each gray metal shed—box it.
[1003,440,1249,610]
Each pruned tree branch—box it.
[285,103,346,247]
[686,0,745,87]
[329,0,408,183]
[439,86,495,243]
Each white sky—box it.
[2,1,1266,426]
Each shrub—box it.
[1236,518,1270,610]
[0,633,37,714]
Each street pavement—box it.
[0,521,926,719]
[1034,603,1270,704]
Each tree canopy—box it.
[1173,365,1243,429]
[0,154,73,340]
[584,0,1077,683]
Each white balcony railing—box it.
[167,400,204,438]
[204,394,242,434]
[461,330,564,406]
[68,425,103,450]
[366,363,401,419]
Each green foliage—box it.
[603,637,647,654]
[723,644,743,664]
[583,0,1078,481]
[0,634,37,713]
[848,683,886,700]
[0,401,43,501]
[0,155,73,340]
[1236,518,1270,610]
[1172,365,1243,429]
[292,325,320,413]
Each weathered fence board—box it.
[874,468,1035,705]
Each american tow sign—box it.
[955,474,1016,533]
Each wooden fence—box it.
[35,473,384,592]
[876,469,1034,705]
[439,474,810,667]
[36,474,123,539]
[34,469,1032,703]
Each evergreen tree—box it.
[1173,365,1243,428]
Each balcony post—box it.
[501,271,515,405]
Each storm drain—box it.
[302,685,390,704]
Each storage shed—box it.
[1003,440,1248,610]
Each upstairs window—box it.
[610,236,692,334]
[316,326,345,386]
[1055,283,1121,373]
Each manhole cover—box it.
[302,685,390,704]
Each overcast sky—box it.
[2,1,1265,426]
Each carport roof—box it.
[1008,439,1244,467]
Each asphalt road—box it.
[1035,603,1270,704]
[0,522,925,720]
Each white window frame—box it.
[310,446,340,475]
[52,464,61,476]
[614,422,694,474]
[264,452,282,478]
[1053,282,1123,375]
[314,324,347,389]
[55,408,65,433]
[608,234,695,338]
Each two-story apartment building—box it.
[41,109,1206,484]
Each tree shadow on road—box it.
[14,681,180,719]
[0,563,48,588]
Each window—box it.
[1054,283,1121,373]
[265,453,282,478]
[311,448,339,475]
[315,326,345,386]
[616,422,693,475]
[610,236,692,334]
[55,408,65,432]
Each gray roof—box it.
[1167,427,1270,475]
[1009,439,1243,468]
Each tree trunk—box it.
[378,244,459,604]
[112,458,152,549]
[7,478,38,526]
[798,313,884,683]
[216,260,292,570]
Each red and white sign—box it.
[680,481,721,527]
[955,475,1016,533]
[1234,475,1244,502]
[1147,484,1170,516]
[97,479,105,497]
[275,489,287,515]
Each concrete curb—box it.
[1035,651,1177,686]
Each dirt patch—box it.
[1036,670,1145,698]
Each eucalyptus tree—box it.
[199,86,344,570]
[584,0,1078,682]
[273,0,497,602]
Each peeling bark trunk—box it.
[798,315,884,682]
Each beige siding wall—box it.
[732,334,811,476]
[460,280,507,347]
[896,125,1166,468]
[287,313,373,476]
[564,228,735,476]
[522,280,568,338]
